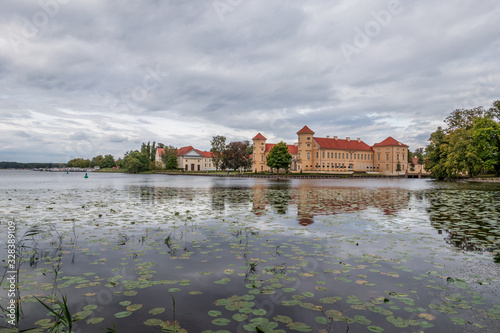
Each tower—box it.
[252,133,267,172]
[296,125,315,172]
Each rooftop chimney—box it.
[357,138,361,142]
[346,137,350,142]
[294,142,298,146]
[334,136,338,140]
[326,135,330,139]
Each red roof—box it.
[412,156,418,165]
[265,143,298,155]
[157,148,165,156]
[314,137,372,151]
[297,125,315,134]
[176,146,195,156]
[253,133,267,140]
[373,137,408,147]
[195,149,213,158]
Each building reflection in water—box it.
[252,181,410,226]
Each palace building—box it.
[156,146,215,171]
[252,125,408,174]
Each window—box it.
[299,153,301,158]
[327,152,330,158]
[386,154,389,161]
[402,154,405,161]
[261,155,263,161]
[317,152,319,158]
[261,142,264,145]
[307,137,310,140]
[386,164,389,170]
[298,165,301,170]
[307,143,310,147]
[335,153,337,158]
[342,153,345,159]
[322,152,325,158]
[307,152,310,159]
[397,154,399,161]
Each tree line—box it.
[0,162,63,169]
[425,100,500,179]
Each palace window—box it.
[261,155,263,161]
[317,152,319,158]
[335,153,337,158]
[342,153,345,159]
[322,152,325,158]
[307,137,310,140]
[386,164,389,170]
[386,154,389,161]
[307,143,310,147]
[307,152,310,159]
[397,154,399,161]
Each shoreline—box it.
[153,172,413,179]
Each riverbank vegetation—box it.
[425,100,500,180]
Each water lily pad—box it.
[126,304,142,311]
[208,310,222,317]
[149,307,165,315]
[114,311,132,318]
[87,317,104,324]
[212,318,231,326]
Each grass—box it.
[35,293,74,333]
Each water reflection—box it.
[426,189,500,262]
[122,180,500,259]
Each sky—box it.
[0,0,499,163]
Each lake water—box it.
[1,170,500,333]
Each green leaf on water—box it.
[451,317,466,325]
[123,290,137,296]
[208,310,222,317]
[315,316,329,324]
[212,318,231,326]
[367,326,384,332]
[86,317,104,324]
[114,311,132,318]
[126,304,142,311]
[149,307,165,315]
[252,309,266,316]
[302,292,314,297]
[273,315,293,324]
[83,304,98,311]
[233,313,248,322]
[286,322,312,332]
[119,301,131,306]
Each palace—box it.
[252,125,409,174]
[156,146,215,171]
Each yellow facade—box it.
[253,126,409,174]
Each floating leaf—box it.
[126,304,142,311]
[114,311,132,318]
[212,318,231,326]
[208,310,222,317]
[87,317,104,324]
[149,307,165,315]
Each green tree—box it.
[445,107,486,131]
[472,117,500,176]
[425,127,449,180]
[165,155,178,170]
[90,155,104,167]
[266,142,292,174]
[445,128,481,178]
[160,145,177,166]
[122,151,150,173]
[210,135,226,171]
[100,155,116,168]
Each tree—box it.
[445,128,481,178]
[472,116,500,176]
[222,141,252,171]
[90,155,104,167]
[445,107,486,131]
[122,151,150,173]
[160,145,177,166]
[425,127,449,180]
[210,135,226,171]
[165,155,178,170]
[396,161,401,172]
[266,142,292,174]
[100,155,116,168]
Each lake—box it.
[1,170,500,332]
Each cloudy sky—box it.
[1,0,499,162]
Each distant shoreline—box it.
[153,172,412,179]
